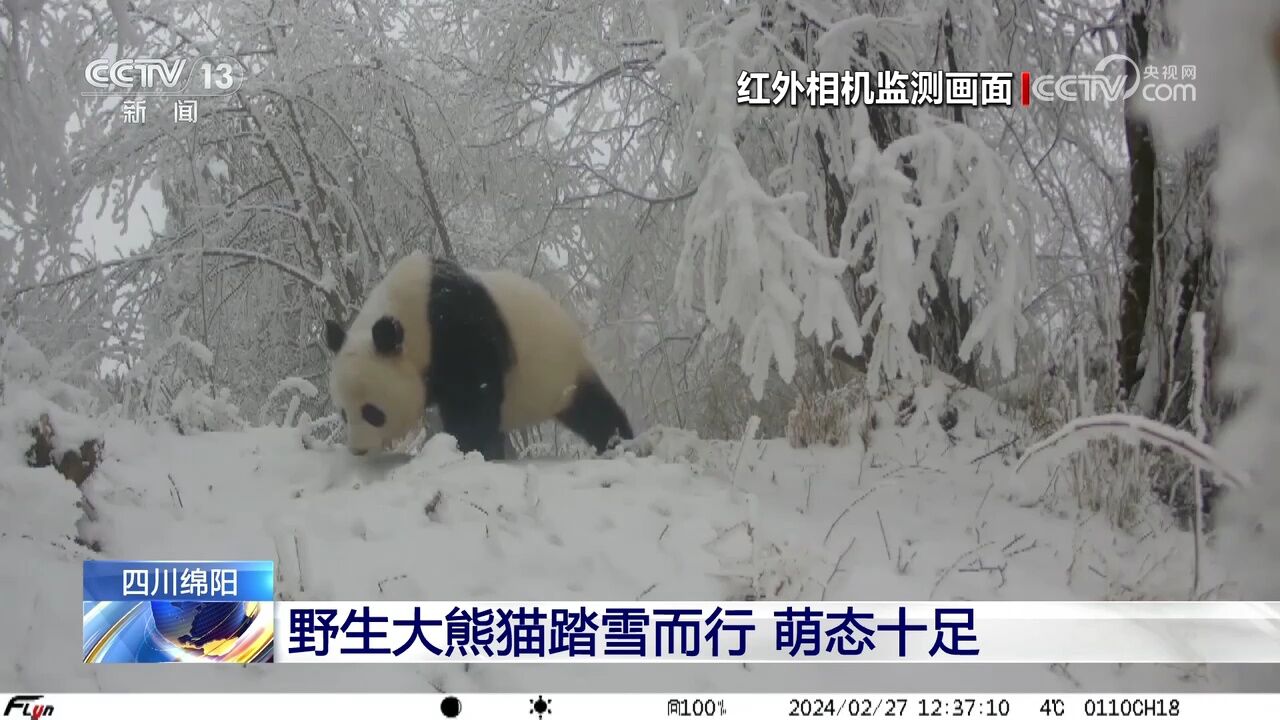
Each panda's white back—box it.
[472,269,593,431]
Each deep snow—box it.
[1,378,1276,692]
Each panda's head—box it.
[323,254,434,455]
[324,315,426,454]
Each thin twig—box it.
[10,247,330,299]
[930,542,993,600]
[424,490,443,519]
[293,534,306,594]
[378,574,407,594]
[823,486,879,545]
[876,510,891,562]
[971,438,1018,464]
[822,537,857,601]
[166,473,184,509]
[973,480,994,524]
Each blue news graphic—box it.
[82,560,275,664]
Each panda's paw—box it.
[605,436,650,459]
[388,427,429,455]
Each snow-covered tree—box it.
[1,0,141,402]
[643,0,1036,399]
[1150,0,1280,602]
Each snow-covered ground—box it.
[1,378,1276,692]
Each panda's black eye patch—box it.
[371,316,404,355]
[361,403,386,428]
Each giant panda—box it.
[322,252,633,460]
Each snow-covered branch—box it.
[10,248,335,302]
[649,1,863,398]
[1012,413,1252,490]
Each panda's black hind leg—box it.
[557,375,634,454]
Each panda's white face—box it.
[325,254,434,455]
[328,330,426,454]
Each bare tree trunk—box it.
[1117,0,1158,404]
[394,98,455,260]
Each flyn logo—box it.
[1022,54,1196,104]
[3,696,54,720]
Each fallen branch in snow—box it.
[876,510,891,562]
[970,437,1018,464]
[896,544,917,575]
[930,541,993,600]
[822,485,879,545]
[821,536,857,601]
[1012,413,1251,490]
[958,560,1007,590]
[167,474,184,509]
[424,490,443,520]
[1004,537,1038,557]
[292,535,306,594]
[377,574,407,595]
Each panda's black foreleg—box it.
[437,391,506,461]
[557,374,634,454]
[425,257,516,462]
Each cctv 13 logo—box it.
[4,696,53,720]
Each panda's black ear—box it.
[324,319,346,353]
[372,315,404,355]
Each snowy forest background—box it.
[2,0,1280,692]
[2,0,1259,469]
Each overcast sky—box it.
[74,181,164,260]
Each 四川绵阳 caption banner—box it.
[274,600,1280,663]
[82,560,274,663]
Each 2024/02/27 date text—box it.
[786,697,911,717]
[785,697,1011,717]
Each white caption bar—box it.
[274,601,1280,663]
[10,693,1279,720]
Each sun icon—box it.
[529,695,552,719]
